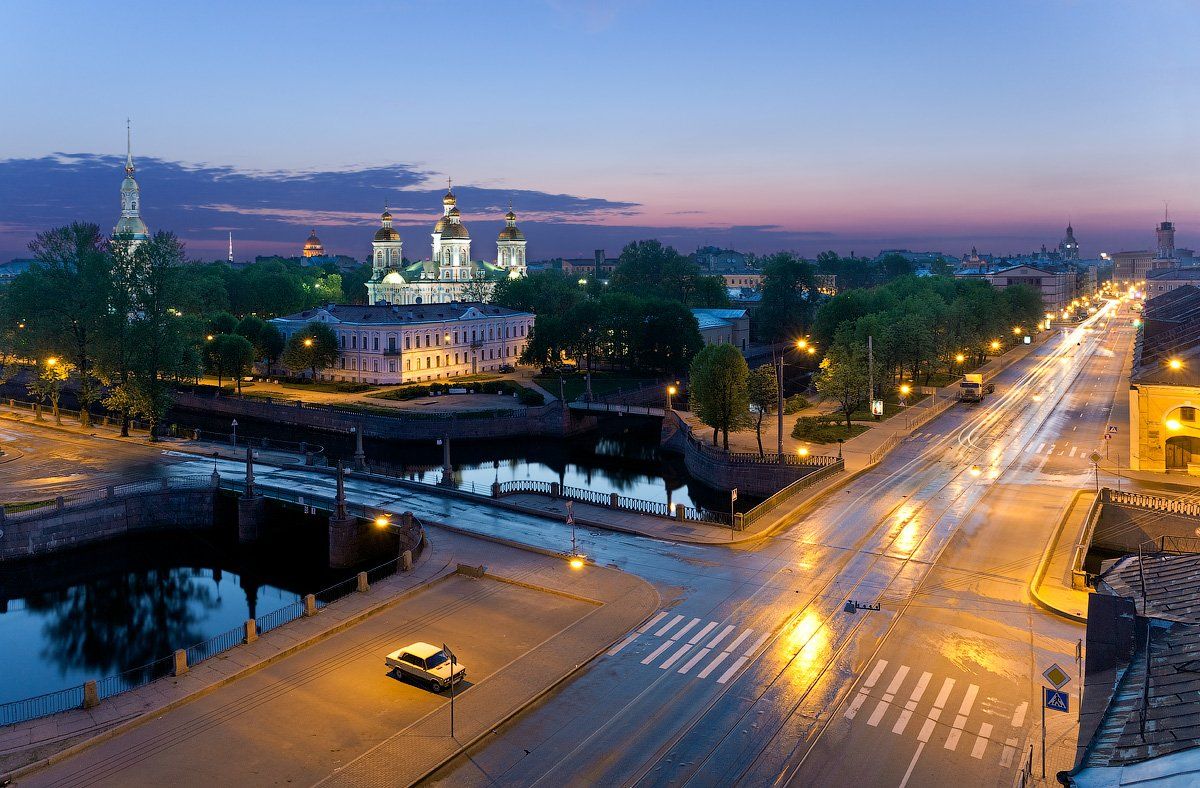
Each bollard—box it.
[305,451,314,466]
[551,482,560,498]
[173,649,189,677]
[55,495,64,511]
[0,505,5,526]
[357,572,369,593]
[161,478,169,490]
[106,485,115,498]
[401,549,413,571]
[299,441,307,454]
[303,593,317,617]
[675,506,685,522]
[610,492,619,508]
[492,481,501,497]
[244,619,258,644]
[82,680,99,709]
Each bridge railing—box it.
[1,475,218,522]
[738,460,845,531]
[670,411,839,467]
[493,479,731,526]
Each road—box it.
[418,299,1139,787]
[4,298,1157,786]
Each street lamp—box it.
[989,340,1000,352]
[374,514,391,529]
[797,446,810,459]
[206,334,214,341]
[666,385,677,410]
[303,337,314,348]
[45,357,57,367]
[797,338,808,350]
[1169,358,1183,371]
[899,383,911,409]
[1012,326,1022,336]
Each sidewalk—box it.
[1030,490,1094,623]
[1,527,659,785]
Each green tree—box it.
[11,223,113,426]
[211,333,256,393]
[755,253,816,342]
[207,311,239,336]
[688,343,750,450]
[27,358,70,424]
[258,323,286,376]
[281,323,339,379]
[340,263,373,305]
[815,341,870,429]
[747,363,779,457]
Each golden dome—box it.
[504,209,517,221]
[439,222,470,240]
[381,208,392,221]
[442,190,456,206]
[302,228,325,258]
[374,226,401,242]
[498,226,525,242]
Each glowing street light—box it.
[968,465,982,477]
[1169,358,1183,370]
[374,514,391,529]
[45,357,57,367]
[568,555,585,570]
[303,337,314,348]
[797,446,810,458]
[955,352,965,364]
[666,384,677,410]
[797,338,809,350]
[1166,419,1182,431]
[806,346,816,356]
[205,334,215,341]
[899,383,911,396]
[1012,326,1022,336]
[990,340,1001,352]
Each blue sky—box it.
[1,0,1197,261]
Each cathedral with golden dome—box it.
[364,186,527,305]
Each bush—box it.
[518,389,545,406]
[783,394,811,414]
[791,415,869,443]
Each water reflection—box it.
[786,610,830,682]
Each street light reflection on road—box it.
[785,611,829,681]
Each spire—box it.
[228,232,234,263]
[125,118,134,175]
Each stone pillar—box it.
[82,680,99,709]
[357,571,369,592]
[238,445,265,543]
[550,483,560,498]
[440,435,453,486]
[401,549,413,572]
[675,506,685,522]
[244,619,258,644]
[56,495,64,511]
[303,593,317,617]
[0,505,5,527]
[328,461,361,569]
[173,649,189,676]
[610,492,619,508]
[492,481,501,497]
[353,427,367,471]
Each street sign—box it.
[1044,688,1069,712]
[1104,434,1111,441]
[565,500,575,525]
[731,488,738,503]
[871,400,884,416]
[1106,425,1118,434]
[1043,662,1071,689]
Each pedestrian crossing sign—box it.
[1044,688,1069,712]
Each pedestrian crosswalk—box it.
[845,659,1028,768]
[607,610,769,686]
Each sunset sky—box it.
[2,0,1197,261]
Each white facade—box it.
[365,189,528,306]
[113,122,149,249]
[271,303,534,385]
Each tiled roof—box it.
[1132,286,1200,385]
[1100,553,1200,624]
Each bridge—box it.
[567,401,666,417]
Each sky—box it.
[1,0,1198,262]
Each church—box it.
[364,186,527,305]
[113,122,150,249]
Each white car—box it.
[385,642,466,692]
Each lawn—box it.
[276,380,378,394]
[534,373,657,402]
[843,391,930,421]
[791,416,870,444]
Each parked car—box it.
[385,642,466,692]
[498,364,516,373]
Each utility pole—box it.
[868,335,876,421]
[776,352,785,460]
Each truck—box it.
[957,373,995,404]
[385,642,467,692]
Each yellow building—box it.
[1129,286,1200,472]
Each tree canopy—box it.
[689,343,750,450]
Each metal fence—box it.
[185,625,247,666]
[0,686,85,727]
[670,411,839,467]
[493,479,731,526]
[256,601,305,636]
[3,474,217,521]
[738,460,845,531]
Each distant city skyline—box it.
[2,1,1197,261]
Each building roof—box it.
[1148,267,1200,282]
[273,302,531,327]
[1132,286,1200,386]
[691,308,749,330]
[1100,553,1200,623]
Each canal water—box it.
[0,512,343,706]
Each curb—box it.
[1,547,452,783]
[1029,488,1091,624]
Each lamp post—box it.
[230,418,238,446]
[666,384,677,411]
[777,338,812,459]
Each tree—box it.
[259,324,285,376]
[815,341,870,429]
[688,343,750,450]
[235,315,266,347]
[281,323,339,379]
[27,358,70,424]
[755,253,817,342]
[11,223,113,426]
[207,311,239,336]
[747,364,779,457]
[212,334,256,393]
[340,263,373,305]
[611,240,723,305]
[459,276,494,303]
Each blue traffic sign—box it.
[1044,688,1069,712]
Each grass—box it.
[843,391,930,421]
[791,415,870,444]
[2,499,55,513]
[276,380,378,394]
[333,403,522,419]
[534,373,656,402]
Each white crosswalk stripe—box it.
[655,614,684,638]
[612,611,771,686]
[689,621,717,645]
[638,612,667,633]
[845,659,889,720]
[607,633,639,656]
[868,665,909,727]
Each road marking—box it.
[638,612,667,633]
[898,742,925,788]
[717,655,748,684]
[971,722,993,759]
[655,614,684,638]
[678,647,711,674]
[743,631,770,656]
[1011,700,1028,727]
[1036,442,1045,453]
[845,659,889,720]
[641,640,674,665]
[689,621,717,645]
[943,684,979,751]
[725,629,754,654]
[917,678,955,743]
[607,633,639,656]
[660,643,693,670]
[868,665,910,727]
[1047,444,1056,455]
[697,651,729,679]
[892,671,932,734]
[1000,737,1018,767]
[1069,446,1078,458]
[706,624,735,650]
[673,617,701,641]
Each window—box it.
[435,356,440,368]
[405,359,411,371]
[1183,407,1197,422]
[340,358,346,369]
[373,336,379,351]
[455,352,459,364]
[389,360,396,372]
[454,331,459,343]
[406,335,412,350]
[372,360,378,372]
[388,337,396,352]
[339,335,345,348]
[351,335,357,349]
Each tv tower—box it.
[228,232,234,264]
